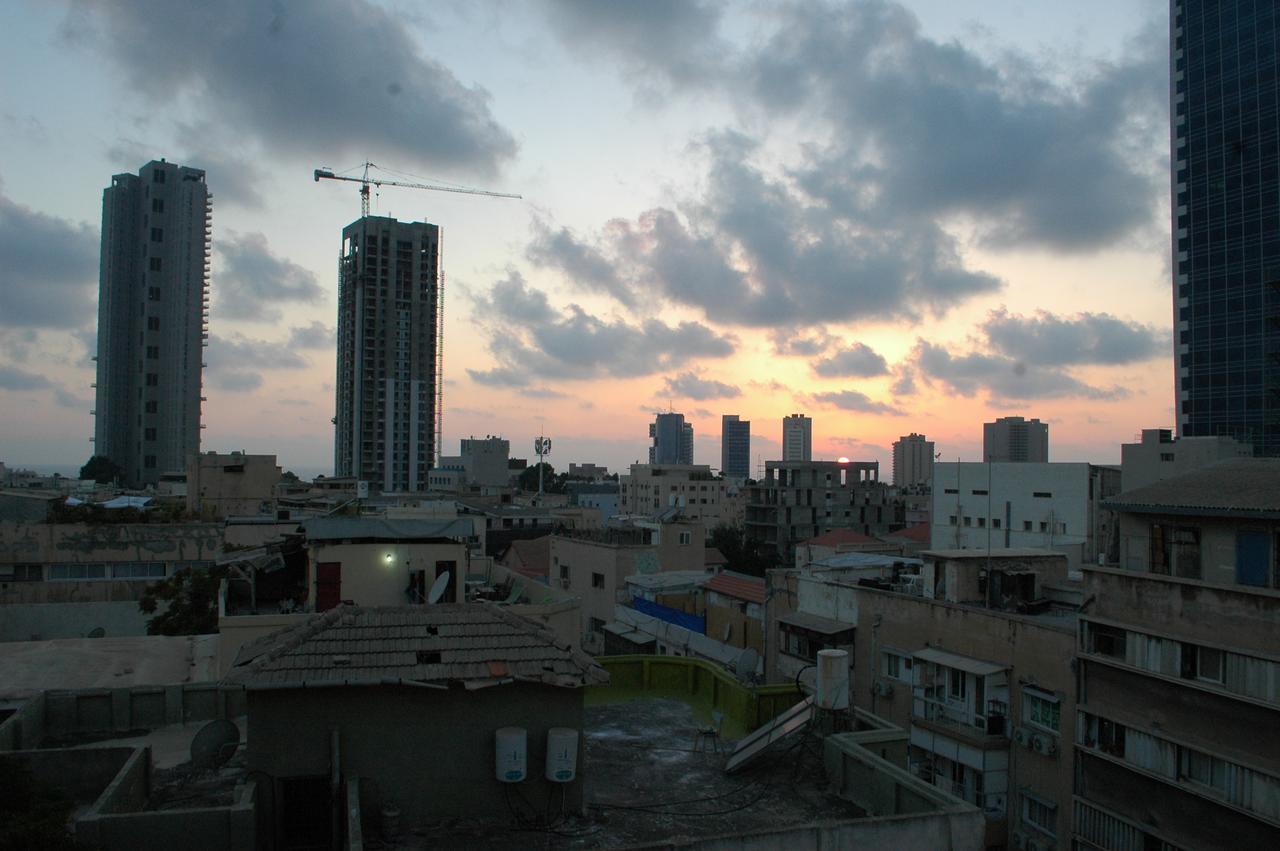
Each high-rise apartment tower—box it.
[983,416,1048,462]
[892,433,934,488]
[1173,0,1280,455]
[94,160,210,488]
[782,414,812,462]
[334,216,440,492]
[721,415,751,479]
[649,412,692,465]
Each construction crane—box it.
[314,161,521,469]
[313,161,521,217]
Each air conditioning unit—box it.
[1044,736,1059,757]
[1032,734,1049,755]
[874,680,894,698]
[1013,727,1030,747]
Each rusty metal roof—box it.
[222,604,608,691]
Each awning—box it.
[778,611,853,636]
[912,646,1006,677]
[602,622,655,645]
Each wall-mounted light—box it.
[384,553,394,564]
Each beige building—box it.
[703,571,765,655]
[186,450,281,519]
[619,463,744,528]
[1075,459,1280,850]
[1118,427,1252,492]
[765,549,1081,849]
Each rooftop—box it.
[804,528,883,546]
[0,635,219,702]
[703,571,767,604]
[1106,457,1280,518]
[223,604,608,691]
[922,547,1068,560]
[502,536,551,580]
[302,517,474,542]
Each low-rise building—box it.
[186,451,282,520]
[703,570,765,654]
[795,528,895,567]
[1119,426,1253,492]
[746,460,891,563]
[1073,459,1280,850]
[619,463,742,528]
[930,461,1120,570]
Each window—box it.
[1,564,42,581]
[146,345,159,359]
[1151,524,1201,578]
[963,516,972,527]
[948,515,957,526]
[1180,748,1233,798]
[148,286,161,301]
[992,519,1001,529]
[678,531,691,545]
[151,198,164,213]
[1193,645,1225,683]
[150,227,163,242]
[1160,452,1175,462]
[1088,623,1126,659]
[149,257,162,271]
[977,517,986,528]
[588,616,606,634]
[144,454,156,469]
[48,563,108,580]
[144,400,158,413]
[1023,689,1060,732]
[147,316,160,331]
[943,488,958,494]
[152,168,165,183]
[111,562,165,579]
[1033,491,1052,498]
[145,373,158,386]
[883,650,912,682]
[591,572,605,589]
[971,489,988,496]
[144,428,156,441]
[947,668,967,701]
[1023,520,1032,531]
[559,563,569,581]
[1021,793,1057,838]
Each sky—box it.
[0,0,1172,479]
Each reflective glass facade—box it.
[1174,0,1280,455]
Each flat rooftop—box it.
[0,635,219,702]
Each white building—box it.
[892,433,934,488]
[929,462,1120,570]
[1119,427,1252,492]
[782,414,813,462]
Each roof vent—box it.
[332,654,351,666]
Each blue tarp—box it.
[631,596,706,634]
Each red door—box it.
[316,562,341,611]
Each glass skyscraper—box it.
[1174,0,1280,455]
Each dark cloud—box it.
[107,130,267,209]
[467,272,735,384]
[542,0,727,89]
[0,189,97,329]
[216,232,325,321]
[812,342,889,378]
[526,218,633,306]
[73,0,516,176]
[981,307,1166,366]
[532,133,1001,327]
[813,389,903,415]
[771,328,836,357]
[911,340,1129,401]
[663,371,741,400]
[890,366,916,397]
[0,365,53,391]
[288,321,335,350]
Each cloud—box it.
[107,129,268,209]
[980,307,1166,366]
[526,218,633,305]
[911,340,1128,401]
[0,365,53,391]
[288,321,335,349]
[529,133,1002,327]
[213,371,264,393]
[0,188,98,329]
[205,334,309,371]
[467,272,736,384]
[216,232,325,321]
[55,388,90,409]
[72,0,516,176]
[663,371,741,400]
[812,342,889,378]
[813,389,903,415]
[771,328,836,357]
[521,387,569,399]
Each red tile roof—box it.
[704,572,766,605]
[502,536,551,579]
[805,529,882,547]
[884,523,931,543]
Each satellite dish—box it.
[427,573,450,604]
[190,719,241,770]
[86,627,106,638]
[733,648,759,678]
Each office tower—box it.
[983,416,1048,462]
[721,414,751,479]
[892,433,934,488]
[1173,1,1280,455]
[680,422,694,465]
[648,412,687,464]
[334,216,440,492]
[94,160,210,488]
[782,413,812,461]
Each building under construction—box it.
[333,215,441,493]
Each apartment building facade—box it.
[746,460,891,563]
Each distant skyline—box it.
[1,1,1170,476]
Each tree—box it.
[280,470,301,483]
[139,565,229,635]
[518,462,559,493]
[79,455,123,484]
[709,523,779,578]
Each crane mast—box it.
[314,162,520,468]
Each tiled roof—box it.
[504,536,551,579]
[704,547,728,566]
[704,571,766,605]
[883,523,930,543]
[1106,458,1280,517]
[302,517,473,542]
[805,529,882,546]
[223,604,608,691]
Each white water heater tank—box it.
[545,728,579,783]
[816,648,850,710]
[495,727,527,783]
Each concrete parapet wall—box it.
[625,811,985,851]
[0,745,135,805]
[78,776,257,851]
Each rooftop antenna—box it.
[534,433,552,505]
